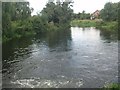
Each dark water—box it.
[2,27,118,88]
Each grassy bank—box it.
[71,19,97,27]
[71,19,118,31]
[96,21,118,31]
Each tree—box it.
[41,0,73,24]
[11,2,32,21]
[2,2,32,40]
[100,2,118,21]
[72,12,91,20]
[2,2,12,38]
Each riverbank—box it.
[96,21,118,31]
[71,19,97,27]
[3,19,118,43]
[71,19,118,32]
[2,21,71,43]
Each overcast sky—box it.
[27,0,119,15]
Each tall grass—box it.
[71,19,118,32]
[71,19,97,27]
[102,83,120,90]
[96,21,118,31]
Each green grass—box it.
[71,19,118,32]
[102,83,120,90]
[71,19,97,27]
[96,21,118,31]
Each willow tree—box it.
[41,0,73,24]
[2,2,32,40]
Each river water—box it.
[2,27,118,88]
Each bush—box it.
[102,83,120,90]
[96,21,118,31]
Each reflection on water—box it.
[2,27,118,88]
[100,29,118,43]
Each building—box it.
[91,10,100,20]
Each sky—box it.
[27,0,119,15]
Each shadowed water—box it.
[2,27,118,88]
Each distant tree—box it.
[81,10,85,20]
[41,0,73,24]
[72,11,91,20]
[100,2,118,21]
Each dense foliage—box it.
[100,2,119,21]
[96,2,119,33]
[2,1,119,42]
[2,2,33,41]
[41,1,73,24]
[103,83,120,90]
[2,1,73,42]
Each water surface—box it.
[2,27,118,88]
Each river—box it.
[2,27,118,88]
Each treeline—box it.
[73,11,91,20]
[2,0,73,42]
